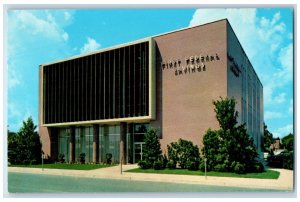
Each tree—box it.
[213,97,238,132]
[202,97,262,173]
[263,123,273,152]
[139,128,162,168]
[8,116,43,165]
[281,133,293,151]
[8,130,19,164]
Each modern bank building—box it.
[38,19,263,164]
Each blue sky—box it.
[7,8,293,138]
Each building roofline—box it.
[226,20,263,87]
[41,37,152,66]
[40,18,228,66]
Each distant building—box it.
[270,138,281,151]
[38,19,264,164]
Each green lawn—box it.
[126,168,280,179]
[9,163,114,170]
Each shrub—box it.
[153,160,163,170]
[162,154,168,169]
[186,160,199,171]
[251,161,264,172]
[234,162,246,174]
[167,160,176,169]
[267,151,293,170]
[214,164,228,172]
[79,153,85,164]
[199,161,211,172]
[167,139,200,169]
[106,153,112,164]
[138,160,151,169]
[282,151,293,170]
[58,154,65,163]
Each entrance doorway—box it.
[134,142,145,163]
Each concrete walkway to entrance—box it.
[8,164,293,191]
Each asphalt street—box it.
[7,172,283,194]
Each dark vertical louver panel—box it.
[121,47,126,118]
[111,50,115,118]
[104,52,109,119]
[66,60,70,122]
[81,57,86,121]
[115,48,120,118]
[75,59,79,121]
[130,45,135,117]
[43,41,150,124]
[54,64,57,123]
[99,53,103,120]
[86,56,91,121]
[145,42,149,115]
[125,46,130,117]
[93,54,96,120]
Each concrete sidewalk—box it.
[8,164,293,191]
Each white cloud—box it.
[64,11,71,21]
[189,9,293,138]
[80,37,101,54]
[189,9,292,111]
[273,124,293,138]
[62,32,69,41]
[10,10,69,42]
[189,9,258,58]
[264,111,283,120]
[277,43,293,82]
[8,63,21,88]
[7,10,74,132]
[8,103,21,119]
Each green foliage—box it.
[281,133,293,151]
[141,128,162,168]
[267,151,293,170]
[213,97,238,132]
[79,153,86,164]
[167,138,200,169]
[106,153,112,164]
[199,161,211,172]
[162,153,168,169]
[8,117,42,165]
[138,160,151,169]
[253,161,265,172]
[166,160,176,169]
[202,97,260,173]
[186,160,200,171]
[127,168,280,179]
[234,162,246,174]
[10,163,113,170]
[58,154,65,163]
[263,123,273,152]
[153,160,163,170]
[282,151,293,170]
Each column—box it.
[49,127,59,162]
[93,124,99,163]
[69,126,75,163]
[120,122,127,165]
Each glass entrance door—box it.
[134,142,144,163]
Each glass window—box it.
[58,128,70,163]
[99,125,120,164]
